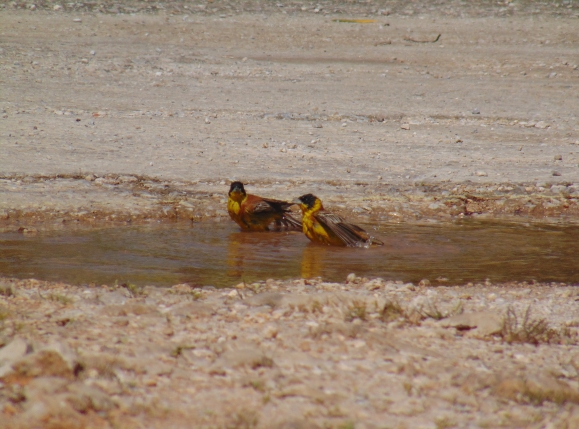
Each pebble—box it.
[400,123,410,130]
[0,281,15,296]
[554,154,562,161]
[0,338,29,367]
[472,108,480,114]
[476,171,488,177]
[552,171,562,176]
[534,121,549,129]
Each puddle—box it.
[1,221,578,287]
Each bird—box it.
[294,193,383,247]
[227,181,302,231]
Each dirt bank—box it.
[1,3,579,226]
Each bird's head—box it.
[294,194,322,213]
[228,181,247,201]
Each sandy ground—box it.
[1,1,579,226]
[1,1,579,428]
[1,277,579,429]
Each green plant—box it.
[122,282,145,297]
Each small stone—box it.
[0,338,29,366]
[53,4,62,10]
[149,161,154,166]
[204,117,211,124]
[346,273,357,283]
[476,171,488,177]
[73,18,82,23]
[418,279,431,287]
[313,123,323,128]
[66,383,116,413]
[439,312,502,336]
[0,281,15,296]
[552,171,562,176]
[554,154,563,161]
[246,292,283,308]
[217,348,273,369]
[548,72,557,78]
[342,122,347,127]
[262,324,278,339]
[535,121,549,129]
[80,58,88,64]
[90,50,96,55]
[10,342,79,380]
[472,108,480,114]
[18,226,38,235]
[400,123,410,130]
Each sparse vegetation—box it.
[380,299,405,322]
[122,282,146,297]
[418,299,463,321]
[435,416,457,429]
[345,300,367,321]
[47,293,73,305]
[500,306,558,345]
[171,345,195,358]
[226,410,259,429]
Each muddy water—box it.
[1,221,578,287]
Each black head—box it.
[229,181,246,195]
[297,193,318,209]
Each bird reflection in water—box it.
[299,243,330,280]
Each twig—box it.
[403,34,441,43]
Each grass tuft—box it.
[345,300,367,322]
[500,306,558,345]
[122,282,146,297]
[418,299,463,321]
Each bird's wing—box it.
[315,212,382,247]
[245,195,294,214]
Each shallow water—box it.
[1,220,578,287]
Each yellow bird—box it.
[294,194,383,247]
[227,181,302,231]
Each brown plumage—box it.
[227,182,302,231]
